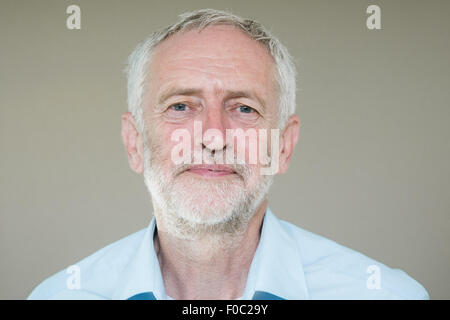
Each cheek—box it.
[144,124,171,164]
[160,124,196,166]
[242,129,275,167]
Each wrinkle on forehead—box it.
[150,25,275,77]
[158,63,250,96]
[156,46,270,81]
[145,25,278,114]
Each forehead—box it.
[147,25,278,103]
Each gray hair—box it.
[126,8,297,131]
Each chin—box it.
[144,160,273,238]
[169,176,247,226]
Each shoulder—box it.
[278,219,429,300]
[27,228,147,300]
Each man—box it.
[28,9,429,300]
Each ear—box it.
[121,112,144,174]
[277,114,300,174]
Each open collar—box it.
[111,217,166,300]
[243,208,309,300]
[112,208,309,300]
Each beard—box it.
[141,132,273,240]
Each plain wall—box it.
[1,0,449,299]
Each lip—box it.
[186,165,237,177]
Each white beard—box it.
[142,136,273,240]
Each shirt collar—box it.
[243,208,309,299]
[111,217,166,300]
[112,208,309,300]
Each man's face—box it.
[136,25,282,237]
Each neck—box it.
[153,199,267,300]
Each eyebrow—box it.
[157,86,267,111]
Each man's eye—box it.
[239,105,254,113]
[170,103,187,111]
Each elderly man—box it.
[29,9,428,300]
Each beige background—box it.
[1,0,449,299]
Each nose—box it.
[200,104,227,154]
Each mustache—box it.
[144,141,252,180]
[172,163,250,179]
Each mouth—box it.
[185,164,237,178]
